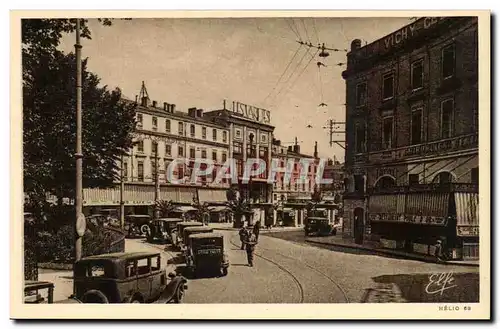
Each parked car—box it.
[125,214,152,237]
[304,217,333,236]
[182,226,214,260]
[87,214,108,227]
[147,218,184,244]
[174,222,203,248]
[24,281,81,304]
[74,251,187,303]
[185,232,229,278]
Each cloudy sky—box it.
[59,16,411,160]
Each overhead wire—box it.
[301,18,311,44]
[290,19,302,41]
[285,18,301,40]
[312,18,320,44]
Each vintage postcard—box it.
[10,10,490,320]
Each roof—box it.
[156,217,184,222]
[125,215,151,218]
[184,226,213,232]
[307,217,329,220]
[189,232,224,239]
[25,281,54,289]
[80,251,160,261]
[177,221,203,227]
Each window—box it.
[212,129,217,141]
[434,172,453,184]
[202,127,207,139]
[471,167,479,185]
[178,122,184,136]
[382,117,394,149]
[138,162,144,181]
[261,134,267,143]
[441,99,454,139]
[260,146,268,158]
[178,165,184,179]
[212,151,217,162]
[165,119,171,133]
[137,258,150,276]
[233,142,243,155]
[355,123,366,153]
[201,149,207,159]
[411,108,423,144]
[235,129,241,138]
[409,174,420,185]
[137,140,144,153]
[190,124,195,137]
[354,176,364,192]
[356,82,367,106]
[152,116,158,131]
[123,161,128,182]
[382,73,394,100]
[151,162,157,181]
[151,256,160,271]
[223,131,227,142]
[222,152,227,163]
[411,59,424,90]
[189,147,196,159]
[442,44,455,79]
[165,144,171,156]
[151,142,158,155]
[137,114,143,127]
[178,146,184,157]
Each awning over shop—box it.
[368,194,405,214]
[208,206,229,212]
[198,189,228,204]
[406,192,449,217]
[455,192,479,226]
[175,206,197,212]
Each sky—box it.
[59,16,411,161]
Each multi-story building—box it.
[342,17,479,259]
[320,157,345,201]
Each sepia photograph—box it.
[10,10,490,320]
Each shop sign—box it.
[231,101,271,124]
[369,213,447,226]
[456,225,479,236]
[383,17,444,50]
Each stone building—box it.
[342,17,479,260]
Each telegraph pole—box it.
[324,119,346,149]
[74,18,84,263]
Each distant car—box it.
[304,217,333,236]
[182,226,214,261]
[185,232,229,278]
[74,251,187,303]
[174,221,203,248]
[125,215,152,237]
[24,281,81,304]
[147,218,184,243]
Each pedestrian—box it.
[434,239,443,261]
[253,220,261,241]
[245,226,258,267]
[239,226,248,250]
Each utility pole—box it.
[324,119,346,149]
[74,18,84,264]
[120,154,125,229]
[154,141,160,219]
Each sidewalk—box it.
[305,235,479,267]
[209,222,303,232]
[38,238,178,302]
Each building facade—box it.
[342,17,479,259]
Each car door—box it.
[149,256,165,300]
[136,258,152,301]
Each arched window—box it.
[433,172,454,184]
[375,176,396,189]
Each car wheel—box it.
[81,290,109,304]
[140,224,150,236]
[174,285,184,303]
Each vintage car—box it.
[185,232,229,278]
[174,221,203,247]
[87,214,108,227]
[125,214,152,237]
[74,251,187,303]
[24,281,81,304]
[304,216,333,236]
[146,218,184,243]
[182,226,214,255]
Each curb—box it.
[305,239,479,267]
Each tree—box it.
[155,200,177,218]
[192,200,211,224]
[22,19,137,204]
[226,198,251,228]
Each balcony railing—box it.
[353,133,478,164]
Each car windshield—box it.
[75,261,116,279]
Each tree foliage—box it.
[22,18,137,202]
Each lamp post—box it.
[153,141,160,219]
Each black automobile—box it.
[185,232,229,278]
[304,216,333,236]
[174,221,203,248]
[125,214,152,238]
[146,218,184,243]
[182,226,214,261]
[24,281,81,304]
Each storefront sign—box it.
[456,225,479,237]
[232,101,271,124]
[369,213,447,226]
[383,17,444,50]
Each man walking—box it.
[253,220,261,241]
[245,225,258,267]
[239,226,248,250]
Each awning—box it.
[175,206,197,212]
[368,194,405,214]
[198,189,228,203]
[406,192,449,217]
[455,192,479,226]
[208,206,229,212]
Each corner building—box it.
[342,17,479,260]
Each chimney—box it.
[351,39,362,52]
[135,95,138,103]
[293,145,300,153]
[163,102,168,111]
[196,109,203,117]
[314,141,318,158]
[287,146,293,152]
[141,97,148,107]
[152,100,157,108]
[171,104,176,112]
[188,107,197,117]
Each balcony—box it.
[353,133,478,164]
[368,183,478,195]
